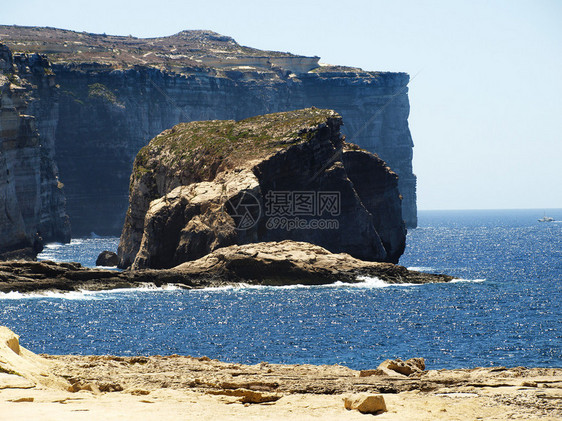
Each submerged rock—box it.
[119,108,406,269]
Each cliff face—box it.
[118,108,406,269]
[0,26,417,236]
[0,44,70,257]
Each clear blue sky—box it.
[3,0,561,210]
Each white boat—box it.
[538,215,555,222]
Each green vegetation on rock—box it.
[88,83,120,104]
[3,72,21,86]
[133,108,340,182]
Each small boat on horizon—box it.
[538,215,555,222]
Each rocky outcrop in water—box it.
[0,242,452,293]
[118,109,406,268]
[0,44,70,258]
[172,241,452,286]
[95,250,119,267]
[0,26,417,235]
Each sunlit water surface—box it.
[1,209,560,370]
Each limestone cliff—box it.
[0,26,417,235]
[0,44,70,258]
[118,108,406,269]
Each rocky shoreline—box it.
[0,240,452,294]
[1,326,561,420]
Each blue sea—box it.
[1,209,560,370]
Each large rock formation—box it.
[0,44,70,258]
[118,108,406,269]
[0,26,417,236]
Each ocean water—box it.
[1,209,560,370]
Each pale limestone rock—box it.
[173,240,452,285]
[358,369,386,377]
[132,169,260,269]
[343,393,387,414]
[206,388,281,404]
[0,326,69,390]
[377,357,426,376]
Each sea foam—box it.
[0,283,183,301]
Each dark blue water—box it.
[36,237,122,268]
[1,209,560,370]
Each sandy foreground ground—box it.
[1,327,561,420]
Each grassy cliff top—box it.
[134,108,341,181]
[0,26,410,79]
[0,25,316,71]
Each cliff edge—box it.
[118,108,406,269]
[0,44,70,259]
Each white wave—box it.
[37,253,58,260]
[189,283,339,292]
[193,283,256,292]
[194,276,486,291]
[87,283,184,294]
[0,290,100,301]
[407,266,435,272]
[0,283,185,300]
[42,242,63,249]
[353,276,419,288]
[449,278,486,283]
[193,277,415,291]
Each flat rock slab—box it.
[0,373,35,389]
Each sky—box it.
[2,0,561,210]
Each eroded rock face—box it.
[342,150,406,263]
[0,44,70,258]
[0,26,417,234]
[132,169,260,269]
[119,109,406,269]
